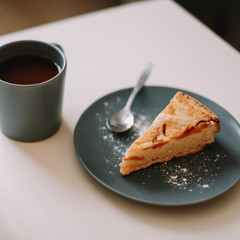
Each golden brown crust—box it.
[120,91,221,175]
[126,91,220,152]
[172,92,219,122]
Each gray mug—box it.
[0,40,67,142]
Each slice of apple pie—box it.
[120,91,220,175]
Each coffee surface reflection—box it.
[0,55,60,85]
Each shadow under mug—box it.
[0,40,67,142]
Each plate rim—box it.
[74,85,240,206]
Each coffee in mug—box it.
[0,55,60,85]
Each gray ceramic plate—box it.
[74,86,240,206]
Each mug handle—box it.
[51,43,64,53]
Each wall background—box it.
[0,0,239,52]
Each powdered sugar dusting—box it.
[95,96,154,176]
[96,95,226,192]
[157,150,226,192]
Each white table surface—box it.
[0,0,240,239]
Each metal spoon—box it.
[106,63,152,133]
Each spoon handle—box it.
[124,63,153,110]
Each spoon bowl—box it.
[106,63,152,132]
[107,108,134,133]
